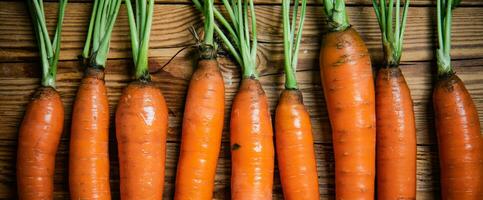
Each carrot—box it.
[174,59,224,200]
[116,82,168,199]
[174,1,225,198]
[69,68,111,199]
[320,1,376,199]
[16,1,66,199]
[193,0,275,198]
[371,0,417,199]
[68,0,121,198]
[275,0,319,199]
[231,78,274,199]
[276,90,319,199]
[17,88,64,200]
[434,0,483,199]
[116,0,168,198]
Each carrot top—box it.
[323,0,350,32]
[125,0,155,80]
[81,0,122,69]
[436,0,460,77]
[372,0,410,67]
[191,0,218,59]
[282,0,307,89]
[27,0,67,88]
[193,0,258,78]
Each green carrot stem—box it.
[323,0,350,32]
[436,0,458,77]
[28,0,68,88]
[95,0,121,68]
[283,0,307,89]
[125,0,139,64]
[204,0,215,45]
[82,0,99,58]
[83,0,121,69]
[372,0,410,67]
[125,0,155,80]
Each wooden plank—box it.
[0,139,441,199]
[1,58,483,145]
[1,3,483,63]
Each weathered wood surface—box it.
[0,0,482,199]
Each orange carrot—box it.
[434,75,483,199]
[17,1,66,198]
[116,81,168,199]
[174,56,225,199]
[231,78,274,199]
[275,90,319,200]
[320,1,375,197]
[68,0,121,198]
[69,68,111,199]
[434,1,483,199]
[17,87,64,200]
[174,1,224,197]
[275,0,319,199]
[117,0,168,198]
[371,0,417,198]
[376,68,416,199]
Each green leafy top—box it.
[81,0,122,69]
[27,0,68,88]
[193,0,258,78]
[323,0,350,32]
[125,0,155,80]
[436,0,460,77]
[372,0,410,67]
[283,0,307,89]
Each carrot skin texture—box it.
[230,78,274,200]
[69,68,111,199]
[174,59,225,200]
[275,89,320,200]
[376,67,417,199]
[433,74,483,200]
[17,87,64,200]
[116,81,168,200]
[319,27,376,199]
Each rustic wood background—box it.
[1,0,483,199]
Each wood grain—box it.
[1,0,483,199]
[1,3,483,63]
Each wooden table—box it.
[1,0,483,199]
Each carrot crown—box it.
[323,0,350,32]
[125,0,155,80]
[372,0,410,67]
[192,0,217,59]
[282,0,307,89]
[27,0,67,88]
[81,0,122,69]
[436,0,460,77]
[193,0,258,78]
